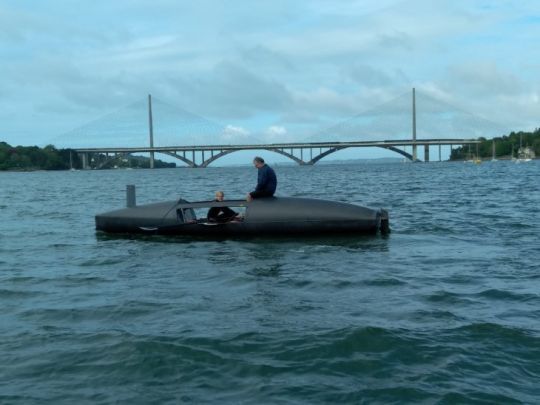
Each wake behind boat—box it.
[95,186,390,237]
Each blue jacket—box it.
[250,164,277,198]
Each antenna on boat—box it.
[126,185,136,208]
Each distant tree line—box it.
[450,129,540,160]
[92,153,176,169]
[0,142,176,170]
[0,142,76,170]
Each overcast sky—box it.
[1,0,539,160]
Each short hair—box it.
[215,190,224,196]
[253,156,265,164]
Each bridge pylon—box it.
[412,87,418,162]
[148,94,155,169]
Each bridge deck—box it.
[75,139,479,153]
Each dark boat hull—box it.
[95,197,389,237]
[152,219,380,236]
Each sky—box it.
[1,0,539,162]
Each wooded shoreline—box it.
[0,142,175,171]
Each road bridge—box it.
[63,90,494,168]
[75,138,480,168]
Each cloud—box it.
[445,62,524,97]
[216,124,296,145]
[418,62,539,131]
[346,64,409,88]
[163,61,294,120]
[263,125,291,143]
[240,45,296,72]
[221,125,251,142]
[266,125,286,136]
[1,0,540,148]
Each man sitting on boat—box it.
[247,156,277,202]
[207,191,239,223]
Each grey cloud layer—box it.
[0,0,539,145]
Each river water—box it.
[0,161,539,404]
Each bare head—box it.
[215,191,224,201]
[253,156,265,168]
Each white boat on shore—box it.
[515,135,535,163]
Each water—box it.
[0,161,539,404]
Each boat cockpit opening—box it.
[176,202,247,225]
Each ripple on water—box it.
[1,162,539,403]
[424,290,476,306]
[476,288,540,303]
[0,288,45,299]
[4,324,538,402]
[362,277,407,287]
[18,300,171,325]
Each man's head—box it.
[253,156,265,168]
[215,191,224,201]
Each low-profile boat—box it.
[95,186,389,237]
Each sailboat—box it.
[491,140,497,162]
[473,143,482,164]
[69,151,78,171]
[516,134,535,163]
[465,144,474,163]
[464,143,482,164]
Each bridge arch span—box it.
[77,141,450,169]
[307,145,414,164]
[94,152,132,169]
[308,146,346,164]
[158,151,198,167]
[379,146,415,161]
[199,147,307,167]
[170,145,417,167]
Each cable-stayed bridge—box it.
[56,89,504,168]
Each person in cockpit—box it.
[207,191,239,223]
